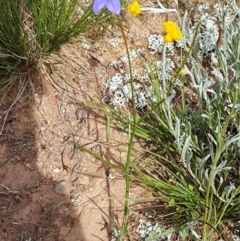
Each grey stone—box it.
[54,181,70,195]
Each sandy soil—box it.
[0,13,156,240]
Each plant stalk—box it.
[118,16,137,241]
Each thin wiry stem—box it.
[118,16,137,241]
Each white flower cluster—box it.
[103,33,182,109]
[108,36,121,47]
[186,1,238,58]
[136,218,173,240]
[147,34,177,55]
[148,34,164,55]
[136,219,162,240]
[103,70,153,109]
[103,49,156,109]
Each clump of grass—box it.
[28,0,112,58]
[0,0,112,95]
[0,0,29,79]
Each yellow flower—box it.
[180,68,187,75]
[164,33,173,43]
[163,21,183,43]
[188,184,194,191]
[163,21,178,34]
[127,1,141,16]
[172,29,183,41]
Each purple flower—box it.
[92,0,121,14]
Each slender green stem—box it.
[118,16,137,241]
[179,47,187,119]
[162,44,174,131]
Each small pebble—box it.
[54,181,70,195]
[53,168,61,173]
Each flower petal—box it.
[172,29,183,41]
[92,0,108,14]
[127,1,141,16]
[106,0,121,14]
[164,34,173,43]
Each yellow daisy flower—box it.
[180,68,187,75]
[127,1,141,16]
[163,21,183,43]
[163,21,178,34]
[164,33,173,43]
[172,29,183,41]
